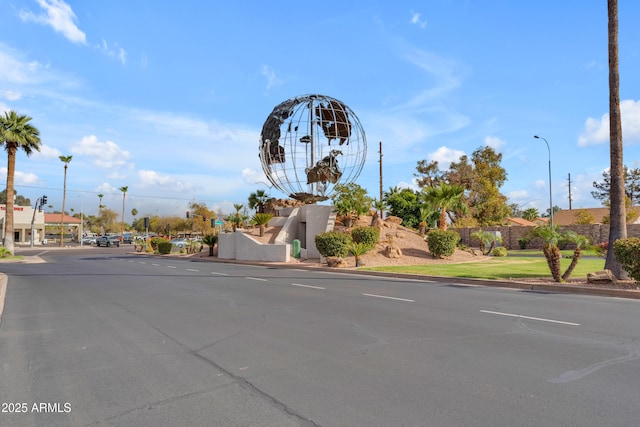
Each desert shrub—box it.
[149,236,169,252]
[315,231,352,258]
[0,247,12,258]
[157,241,172,254]
[492,246,508,257]
[613,238,640,283]
[594,241,608,258]
[518,237,530,249]
[427,229,460,258]
[351,226,380,250]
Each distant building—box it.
[0,206,83,245]
[0,205,45,244]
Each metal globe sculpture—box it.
[259,94,366,202]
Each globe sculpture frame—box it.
[259,94,367,202]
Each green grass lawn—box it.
[362,256,606,280]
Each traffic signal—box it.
[202,217,206,222]
[210,219,215,227]
[186,211,190,218]
[41,195,47,204]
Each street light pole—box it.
[534,135,553,227]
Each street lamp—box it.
[533,135,553,227]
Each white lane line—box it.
[246,277,268,282]
[186,268,199,272]
[291,283,325,290]
[152,263,160,266]
[211,271,229,276]
[138,261,146,264]
[167,266,176,269]
[363,293,414,302]
[480,310,580,326]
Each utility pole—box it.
[568,173,573,210]
[378,141,383,218]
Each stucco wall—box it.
[218,230,291,262]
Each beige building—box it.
[0,204,46,245]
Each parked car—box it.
[169,238,187,248]
[96,235,120,247]
[122,233,133,244]
[81,236,97,245]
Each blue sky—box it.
[1,0,639,222]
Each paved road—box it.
[1,250,639,426]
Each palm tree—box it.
[98,193,104,211]
[59,155,72,247]
[605,0,628,279]
[248,189,269,213]
[522,207,540,221]
[0,111,41,253]
[203,234,218,256]
[529,225,563,282]
[423,183,467,231]
[228,203,245,232]
[251,212,273,237]
[119,186,128,239]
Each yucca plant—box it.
[251,213,274,237]
[347,241,370,267]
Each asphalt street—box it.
[0,247,639,426]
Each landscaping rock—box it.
[587,269,617,285]
[326,256,347,267]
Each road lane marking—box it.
[211,272,229,276]
[291,283,325,290]
[186,268,199,272]
[138,261,146,264]
[167,266,176,269]
[480,310,580,326]
[152,263,160,266]
[363,293,414,302]
[246,277,268,282]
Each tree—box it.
[591,166,640,206]
[251,213,273,237]
[331,183,373,227]
[573,208,595,225]
[203,234,218,257]
[522,207,540,221]
[471,229,503,255]
[227,203,246,231]
[131,208,138,225]
[0,111,41,253]
[414,160,445,188]
[423,183,467,231]
[606,0,628,279]
[59,155,72,247]
[119,186,128,237]
[98,193,104,211]
[248,189,270,213]
[0,189,31,206]
[383,187,422,229]
[529,226,591,282]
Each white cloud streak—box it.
[19,0,86,45]
[578,99,640,146]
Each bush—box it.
[594,241,608,258]
[315,231,352,258]
[427,230,460,258]
[351,226,380,250]
[492,246,508,257]
[613,238,640,283]
[157,241,172,254]
[517,237,530,249]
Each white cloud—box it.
[428,146,466,169]
[19,0,86,45]
[32,144,62,160]
[0,168,40,186]
[578,99,640,146]
[534,180,546,189]
[484,136,505,150]
[1,89,22,101]
[71,135,130,169]
[137,170,194,192]
[410,11,427,29]
[261,65,282,91]
[96,39,127,65]
[508,190,529,200]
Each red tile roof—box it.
[44,213,82,224]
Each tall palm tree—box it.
[605,0,628,279]
[59,155,72,247]
[98,193,104,211]
[119,186,128,239]
[423,183,467,231]
[248,189,269,213]
[0,111,41,253]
